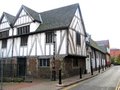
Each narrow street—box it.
[63,66,120,90]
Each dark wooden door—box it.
[17,58,26,77]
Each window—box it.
[73,59,78,67]
[17,25,30,35]
[0,30,9,38]
[20,36,28,46]
[39,58,50,67]
[46,32,54,43]
[76,32,81,45]
[2,39,7,48]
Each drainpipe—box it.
[51,33,56,81]
[11,25,14,79]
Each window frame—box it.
[20,36,28,46]
[0,30,9,38]
[39,58,50,67]
[76,31,81,45]
[17,25,30,35]
[2,39,7,48]
[46,32,54,43]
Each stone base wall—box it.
[27,57,38,78]
[62,57,86,78]
[1,56,86,79]
[0,58,17,77]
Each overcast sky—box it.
[0,0,119,49]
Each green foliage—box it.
[111,57,115,64]
[2,77,24,82]
[112,55,120,65]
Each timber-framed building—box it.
[0,4,87,78]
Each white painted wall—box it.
[68,8,86,56]
[3,29,66,57]
[30,22,40,32]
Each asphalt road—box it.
[63,66,120,90]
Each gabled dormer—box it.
[0,12,15,38]
[14,5,42,34]
[0,12,14,30]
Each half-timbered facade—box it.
[0,4,87,78]
[96,40,111,67]
[86,35,106,74]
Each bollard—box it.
[91,66,93,75]
[98,65,100,73]
[105,65,106,70]
[58,69,62,84]
[52,70,56,81]
[102,66,104,71]
[51,67,56,81]
[79,67,82,79]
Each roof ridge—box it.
[39,3,79,14]
[3,12,15,17]
[22,5,39,14]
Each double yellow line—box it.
[115,79,120,90]
[62,83,80,90]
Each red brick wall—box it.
[110,49,120,57]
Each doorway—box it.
[17,57,26,77]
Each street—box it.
[63,66,120,90]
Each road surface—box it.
[63,66,120,90]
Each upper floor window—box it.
[76,32,81,45]
[20,36,28,46]
[17,25,30,35]
[2,39,7,48]
[0,30,9,38]
[46,32,54,43]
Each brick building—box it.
[110,49,120,57]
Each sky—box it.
[0,0,120,49]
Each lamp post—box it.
[0,51,3,90]
[51,33,56,81]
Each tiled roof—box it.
[89,39,105,53]
[0,3,86,34]
[36,3,79,31]
[96,40,109,47]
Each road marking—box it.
[62,83,81,90]
[62,75,98,90]
[115,78,120,90]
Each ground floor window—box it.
[73,59,78,67]
[39,58,50,67]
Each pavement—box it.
[2,68,110,90]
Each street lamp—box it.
[51,33,56,81]
[0,51,3,90]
